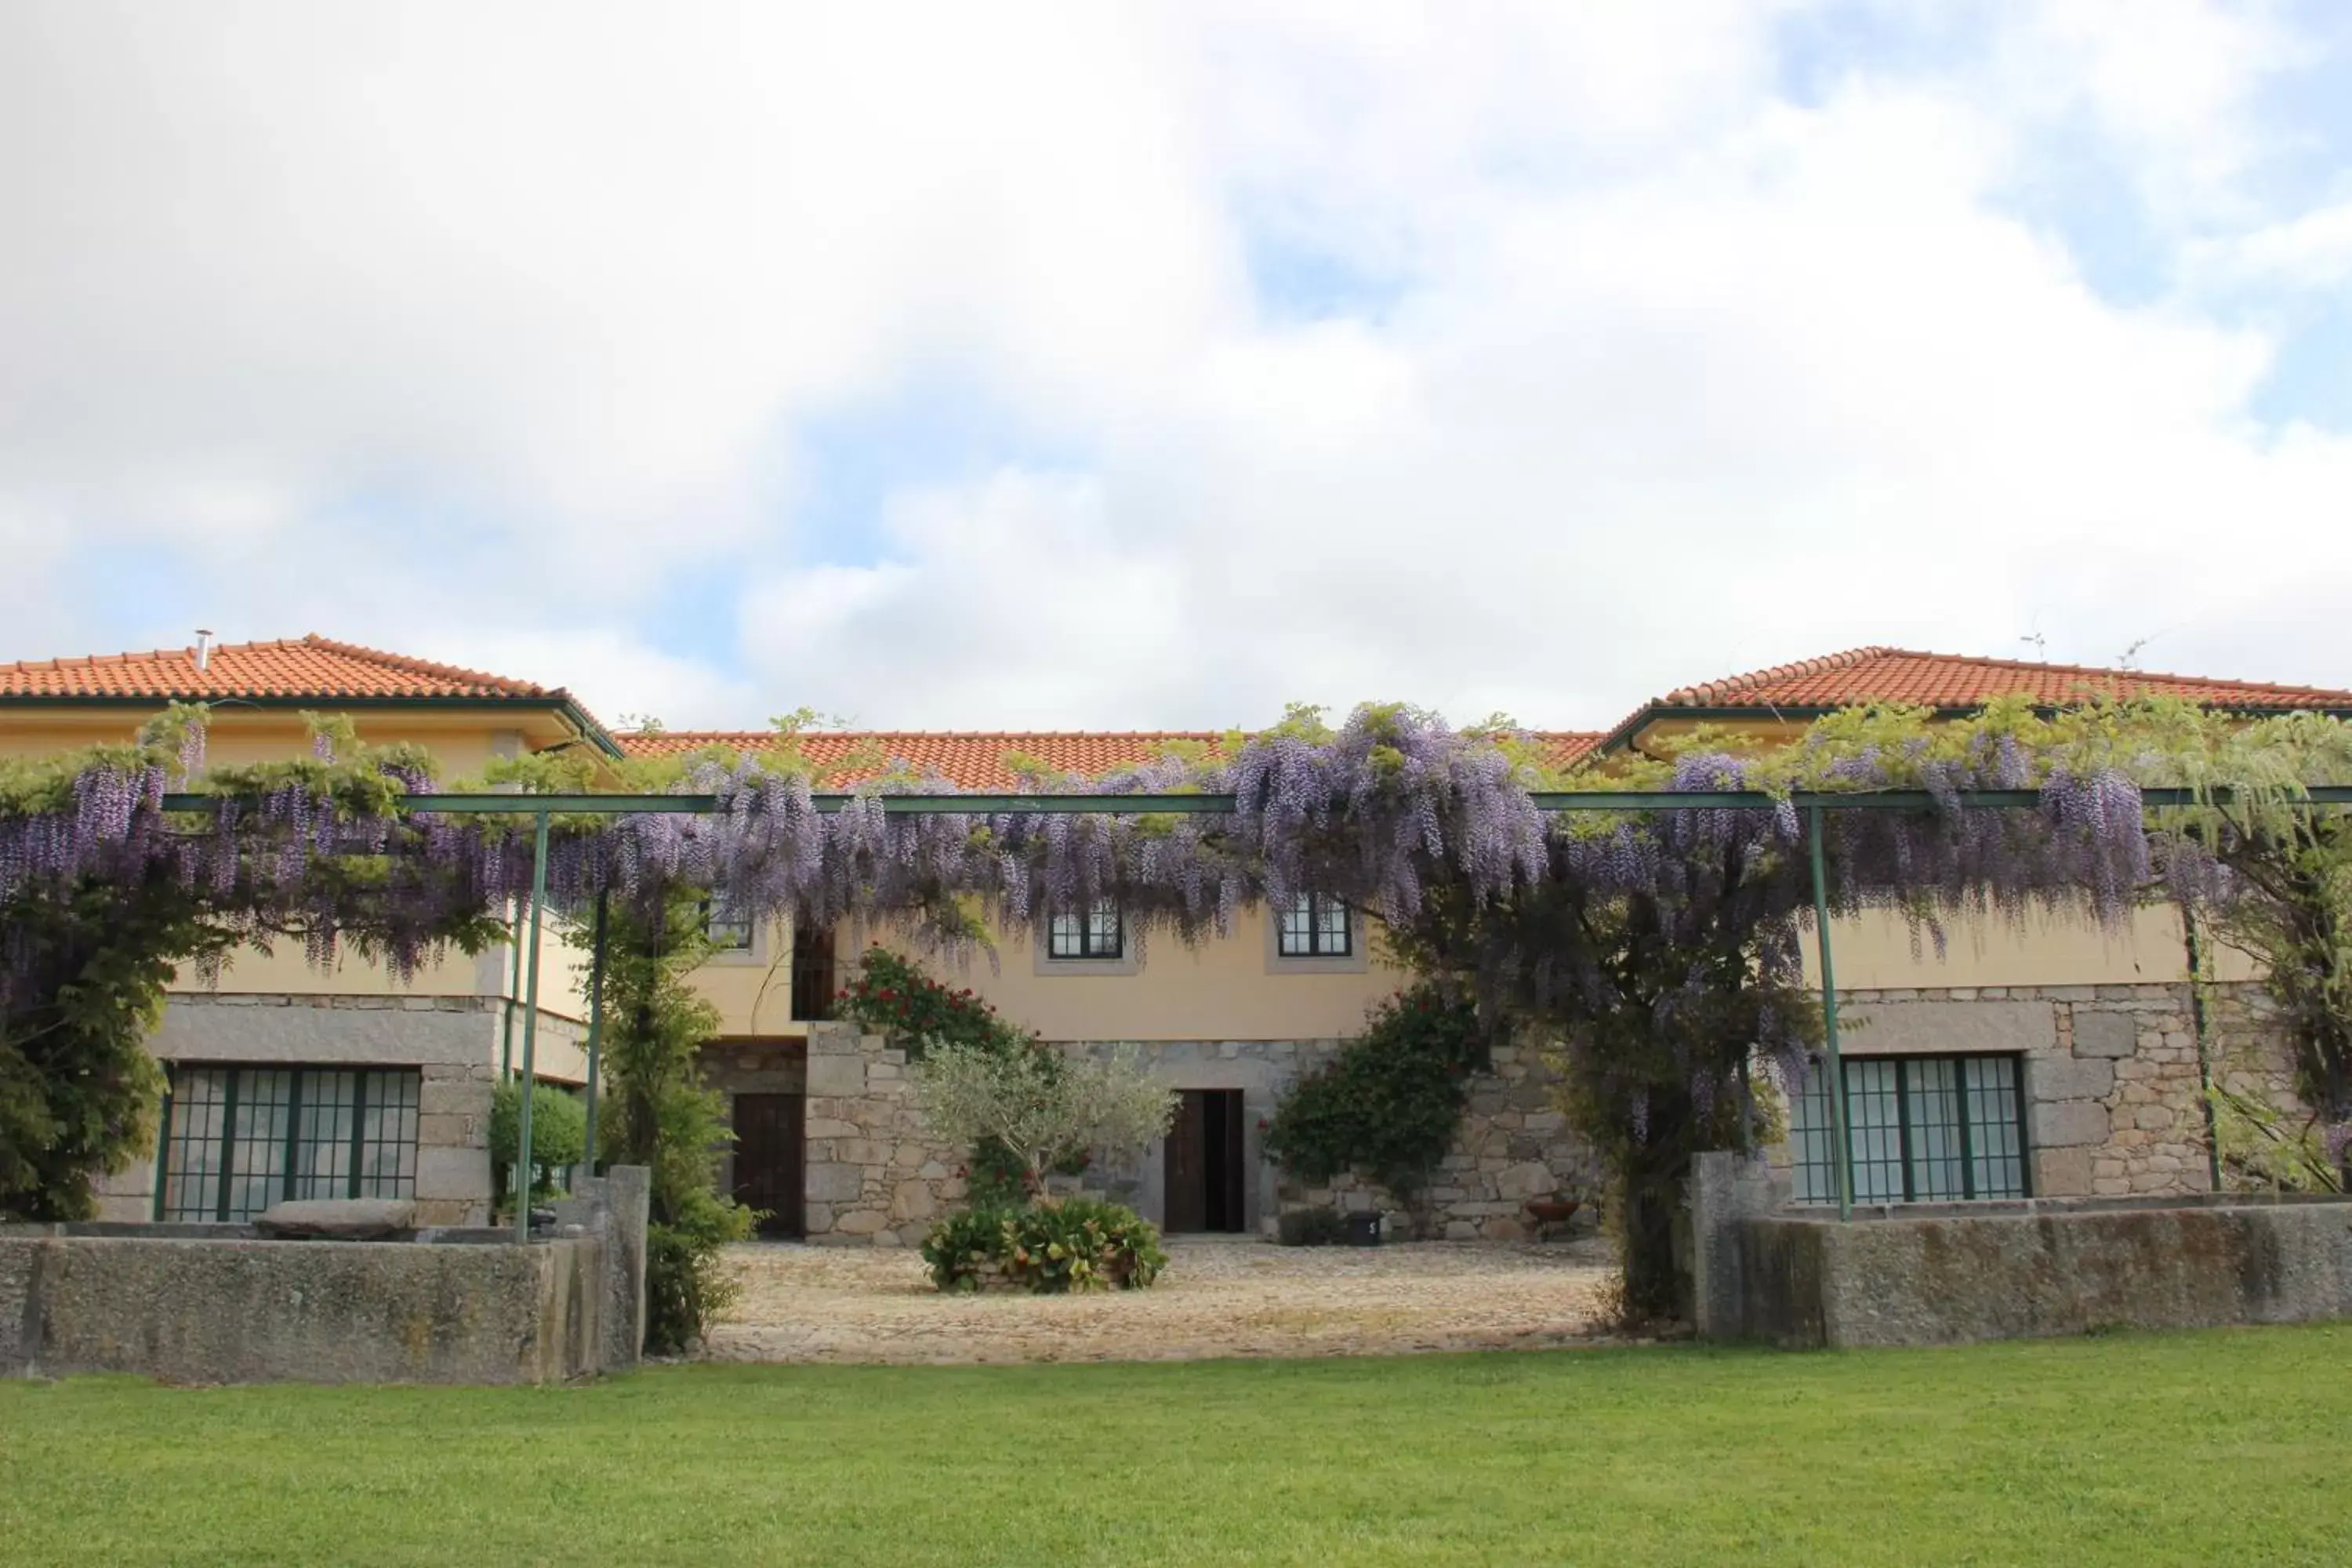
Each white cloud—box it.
[5,1,2352,734]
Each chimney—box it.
[193,630,214,672]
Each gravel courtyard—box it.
[702,1235,1616,1365]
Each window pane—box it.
[1788,1062,1838,1204]
[1905,1058,1967,1200]
[1316,895,1351,956]
[224,1069,293,1221]
[1965,1058,2027,1198]
[1087,902,1120,956]
[291,1070,358,1200]
[1048,912,1081,958]
[1278,892,1312,956]
[357,1071,420,1198]
[160,1068,231,1221]
[1845,1059,1904,1203]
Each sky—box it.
[5,0,2352,734]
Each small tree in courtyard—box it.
[910,1041,1175,1199]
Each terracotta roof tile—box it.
[1658,647,2352,712]
[0,634,564,702]
[617,729,1602,790]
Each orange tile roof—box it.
[0,634,564,702]
[618,729,1602,789]
[1598,646,2352,753]
[1661,646,2352,711]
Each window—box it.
[1277,891,1352,958]
[701,898,755,952]
[1047,901,1123,960]
[157,1065,422,1222]
[1789,1054,2028,1203]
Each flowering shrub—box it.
[1265,983,1488,1202]
[835,946,1032,1058]
[921,1198,1167,1293]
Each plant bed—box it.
[920,1199,1167,1294]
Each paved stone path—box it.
[702,1236,1616,1365]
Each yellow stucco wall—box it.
[1802,901,2259,989]
[710,909,1410,1043]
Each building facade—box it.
[0,637,2332,1236]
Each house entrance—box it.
[732,1092,806,1238]
[1164,1089,1247,1233]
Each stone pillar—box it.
[1689,1149,1791,1341]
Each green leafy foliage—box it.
[590,891,756,1352]
[835,946,1033,1058]
[488,1080,588,1207]
[1264,982,1488,1200]
[920,1198,1167,1294]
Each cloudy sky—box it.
[5,2,2350,732]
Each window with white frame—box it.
[1788,1054,2028,1204]
[1277,890,1352,958]
[1047,901,1124,960]
[157,1065,421,1222]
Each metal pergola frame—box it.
[158,783,2352,1240]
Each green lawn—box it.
[4,1327,2348,1566]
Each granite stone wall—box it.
[1275,1040,1601,1243]
[1833,980,2301,1200]
[800,1023,964,1246]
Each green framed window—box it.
[156,1065,422,1222]
[1047,901,1123,960]
[1276,891,1352,958]
[1789,1054,2029,1203]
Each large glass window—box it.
[158,1065,422,1221]
[1789,1054,2027,1203]
[1277,891,1352,958]
[1047,901,1123,960]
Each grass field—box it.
[4,1326,2348,1566]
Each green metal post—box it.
[582,889,608,1188]
[514,808,550,1244]
[1807,804,1854,1220]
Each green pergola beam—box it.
[153,784,2352,816]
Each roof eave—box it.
[0,691,626,759]
[1599,699,2352,755]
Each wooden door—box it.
[733,1093,805,1238]
[1165,1091,1206,1232]
[1165,1090,1247,1234]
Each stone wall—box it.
[1833,980,2299,1200]
[801,1023,964,1245]
[1730,1196,2352,1348]
[1,1167,650,1385]
[1275,1040,1600,1242]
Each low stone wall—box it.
[1689,1151,2352,1348]
[1835,980,2299,1200]
[1,1167,649,1385]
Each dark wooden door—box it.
[1165,1090,1247,1234]
[790,925,838,1021]
[733,1093,805,1238]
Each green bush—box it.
[488,1080,587,1206]
[1276,1206,1348,1247]
[1264,982,1488,1199]
[836,946,1034,1058]
[921,1198,1167,1294]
